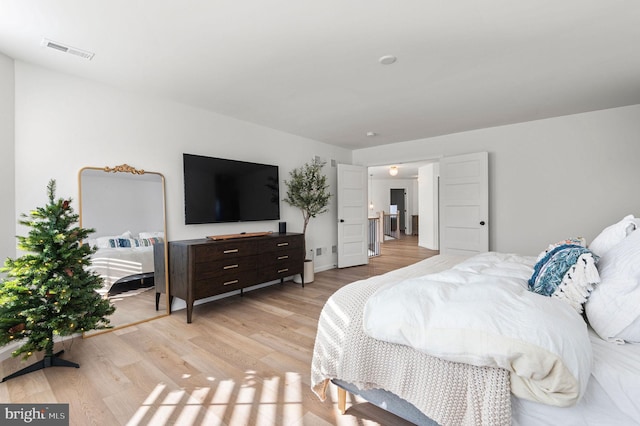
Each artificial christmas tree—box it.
[0,180,115,381]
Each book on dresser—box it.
[167,232,305,323]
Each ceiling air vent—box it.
[41,38,95,60]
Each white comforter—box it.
[363,252,592,407]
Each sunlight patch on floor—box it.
[126,371,313,425]
[282,372,303,424]
[257,376,280,422]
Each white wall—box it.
[0,53,14,276]
[11,61,640,269]
[418,163,439,249]
[13,62,351,276]
[354,105,640,255]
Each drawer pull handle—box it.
[277,242,289,247]
[223,264,239,270]
[223,279,239,286]
[277,268,289,273]
[223,249,239,254]
[277,255,289,260]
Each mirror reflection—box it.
[79,165,168,336]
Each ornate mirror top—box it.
[103,164,146,175]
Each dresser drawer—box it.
[194,240,258,262]
[195,255,258,280]
[258,261,302,280]
[258,247,302,267]
[258,235,303,252]
[193,270,257,299]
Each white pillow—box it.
[139,231,164,239]
[588,215,637,257]
[586,229,640,343]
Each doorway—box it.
[390,188,406,235]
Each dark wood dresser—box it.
[168,233,304,323]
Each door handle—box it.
[479,221,486,226]
[340,219,345,223]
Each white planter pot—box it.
[294,259,314,284]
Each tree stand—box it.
[2,350,79,382]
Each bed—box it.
[86,232,163,297]
[311,215,640,425]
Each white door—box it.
[439,152,489,255]
[337,164,369,268]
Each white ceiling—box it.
[1,1,640,151]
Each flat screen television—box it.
[183,153,280,224]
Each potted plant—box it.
[284,158,331,283]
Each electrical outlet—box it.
[332,245,337,253]
[316,247,322,256]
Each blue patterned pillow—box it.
[107,237,162,248]
[137,237,162,246]
[529,244,590,295]
[108,238,138,248]
[529,243,600,313]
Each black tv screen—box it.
[183,153,280,224]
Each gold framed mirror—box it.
[78,164,169,336]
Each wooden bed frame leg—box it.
[337,386,347,414]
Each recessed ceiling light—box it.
[378,55,397,65]
[366,131,377,137]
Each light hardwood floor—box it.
[1,236,437,426]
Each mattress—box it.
[88,246,155,296]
